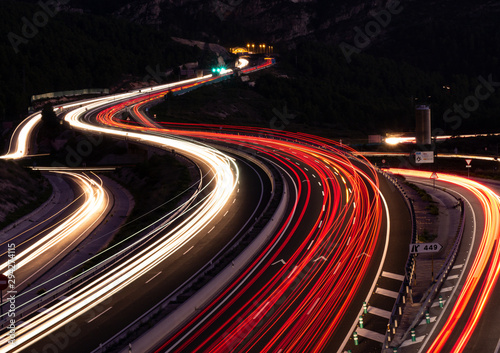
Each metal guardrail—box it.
[91,153,284,353]
[31,88,109,102]
[396,199,465,346]
[380,171,417,350]
[380,170,466,350]
[0,155,202,327]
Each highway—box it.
[0,59,426,353]
[25,151,271,353]
[104,100,397,352]
[0,61,280,352]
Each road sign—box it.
[465,159,472,165]
[0,274,8,291]
[415,151,434,164]
[409,243,442,254]
[430,172,438,179]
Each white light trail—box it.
[0,172,108,280]
[0,81,239,352]
[0,113,41,159]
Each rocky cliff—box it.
[77,0,498,49]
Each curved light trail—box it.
[0,58,385,353]
[0,172,108,282]
[148,134,384,353]
[0,65,255,352]
[111,100,386,352]
[1,112,42,159]
[388,169,500,353]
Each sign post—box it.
[466,159,472,178]
[410,243,442,283]
[430,172,438,188]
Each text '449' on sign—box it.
[410,243,442,254]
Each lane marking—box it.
[287,266,298,279]
[253,302,270,320]
[375,288,398,299]
[440,286,454,293]
[382,271,405,282]
[318,220,323,228]
[337,178,391,353]
[431,300,446,307]
[402,335,425,347]
[233,198,236,204]
[494,337,500,353]
[224,210,228,217]
[313,256,327,262]
[356,328,385,343]
[87,306,113,323]
[183,246,194,255]
[272,259,286,266]
[452,264,464,269]
[419,316,436,325]
[447,274,459,280]
[146,271,162,283]
[307,240,314,250]
[368,306,391,319]
[208,226,215,234]
[307,298,321,315]
[333,262,341,275]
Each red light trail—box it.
[389,169,500,353]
